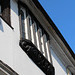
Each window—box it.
[45,34,51,62]
[19,6,52,63]
[20,9,25,39]
[0,1,1,14]
[39,27,46,55]
[34,23,42,52]
[0,5,1,14]
[0,60,18,75]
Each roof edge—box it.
[32,0,75,60]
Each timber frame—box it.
[19,39,55,75]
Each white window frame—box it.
[34,23,41,51]
[39,27,46,56]
[45,34,51,62]
[28,15,35,44]
[32,21,37,46]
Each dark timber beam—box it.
[1,0,10,25]
[19,39,55,75]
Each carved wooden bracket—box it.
[19,39,55,75]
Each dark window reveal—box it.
[19,3,55,75]
[0,5,1,14]
[0,0,11,26]
[0,0,1,14]
[19,2,53,66]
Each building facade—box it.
[0,0,75,75]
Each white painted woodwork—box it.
[29,15,35,44]
[26,15,31,40]
[20,8,26,39]
[43,34,48,59]
[34,23,41,51]
[39,28,45,56]
[45,34,51,62]
[32,22,37,46]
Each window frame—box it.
[20,7,26,40]
[0,60,18,75]
[19,2,52,64]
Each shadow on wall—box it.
[0,18,4,32]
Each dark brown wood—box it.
[20,39,55,75]
[1,0,10,25]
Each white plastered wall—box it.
[0,18,13,68]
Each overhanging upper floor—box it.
[15,0,75,74]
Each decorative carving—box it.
[19,39,55,75]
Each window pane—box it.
[20,10,25,39]
[28,16,32,41]
[0,5,1,14]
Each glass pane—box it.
[0,5,1,14]
[39,27,42,38]
[34,22,37,32]
[20,10,25,39]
